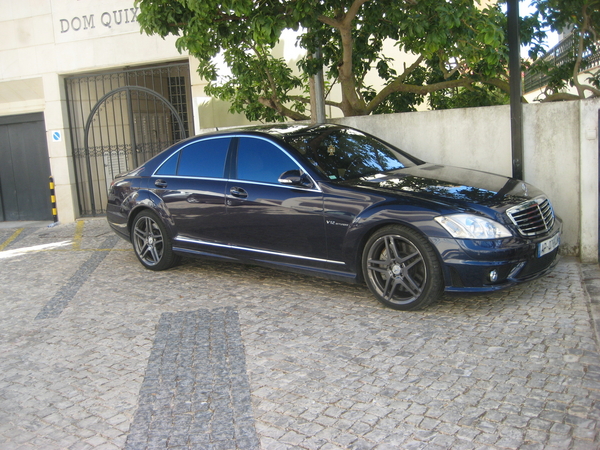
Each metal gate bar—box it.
[65,62,192,216]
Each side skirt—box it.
[172,246,359,284]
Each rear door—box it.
[149,137,231,245]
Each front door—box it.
[225,136,327,262]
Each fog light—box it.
[489,269,499,283]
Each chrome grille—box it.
[506,197,555,237]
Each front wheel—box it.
[362,225,443,310]
[131,210,180,271]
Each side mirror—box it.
[278,170,313,188]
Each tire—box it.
[131,210,180,271]
[362,225,443,310]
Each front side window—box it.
[236,137,299,184]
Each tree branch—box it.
[288,95,342,109]
[366,77,475,114]
[249,44,308,119]
[344,0,371,26]
[257,97,310,120]
[365,55,424,112]
[480,78,511,94]
[316,0,372,115]
[572,18,588,97]
[581,83,600,97]
[540,92,583,102]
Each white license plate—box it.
[537,232,560,257]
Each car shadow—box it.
[175,256,545,314]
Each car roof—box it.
[140,123,349,175]
[195,122,347,140]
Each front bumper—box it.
[431,219,562,293]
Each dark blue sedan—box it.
[107,124,561,310]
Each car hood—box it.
[348,164,544,210]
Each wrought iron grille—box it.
[524,33,600,93]
[65,62,192,216]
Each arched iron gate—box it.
[83,87,187,214]
[65,63,191,216]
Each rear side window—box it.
[178,138,231,178]
[157,137,231,178]
[155,152,179,175]
[236,137,298,184]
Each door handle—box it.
[230,186,248,199]
[155,179,168,188]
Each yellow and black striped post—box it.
[49,176,58,223]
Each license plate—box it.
[538,232,560,257]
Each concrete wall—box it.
[523,101,581,256]
[333,99,600,263]
[579,100,600,263]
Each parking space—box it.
[0,218,599,449]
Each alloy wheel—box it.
[133,215,165,267]
[366,234,427,305]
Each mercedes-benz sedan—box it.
[107,124,561,310]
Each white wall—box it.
[523,101,581,256]
[333,99,600,262]
[0,1,182,80]
[579,99,600,263]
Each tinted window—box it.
[155,152,179,175]
[177,138,231,178]
[236,138,298,184]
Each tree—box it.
[136,0,529,121]
[529,0,600,100]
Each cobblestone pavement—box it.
[0,218,599,450]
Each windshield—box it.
[284,126,421,181]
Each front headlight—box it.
[434,214,512,239]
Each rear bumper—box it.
[106,211,131,242]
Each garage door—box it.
[0,113,52,221]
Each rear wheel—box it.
[131,210,180,271]
[362,225,443,310]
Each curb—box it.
[582,263,600,350]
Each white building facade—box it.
[0,0,249,223]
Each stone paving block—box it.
[124,307,259,450]
[1,219,600,448]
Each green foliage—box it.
[529,0,600,99]
[429,85,510,110]
[426,55,509,110]
[135,0,544,121]
[534,0,600,35]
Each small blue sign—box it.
[52,131,62,142]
